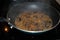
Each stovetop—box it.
[0,0,60,40]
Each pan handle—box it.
[0,17,14,29]
[8,22,14,29]
[0,17,7,22]
[7,17,14,29]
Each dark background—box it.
[0,0,60,40]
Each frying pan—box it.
[6,2,60,33]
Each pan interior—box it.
[14,11,53,31]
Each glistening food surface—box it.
[15,11,53,31]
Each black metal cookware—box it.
[5,2,60,33]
